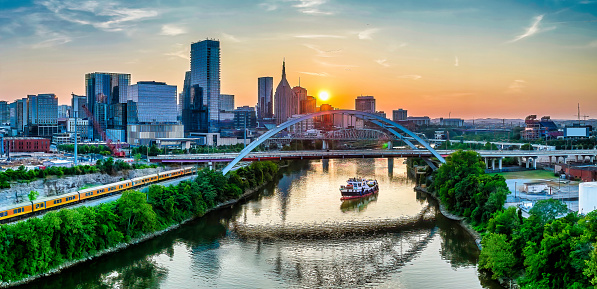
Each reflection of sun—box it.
[318,91,330,101]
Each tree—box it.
[529,199,569,225]
[28,190,39,202]
[134,153,142,162]
[116,190,157,237]
[521,143,533,150]
[479,233,516,279]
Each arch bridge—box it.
[222,110,444,175]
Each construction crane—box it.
[80,104,126,157]
[576,103,590,121]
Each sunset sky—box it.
[0,0,596,119]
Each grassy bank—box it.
[0,161,279,287]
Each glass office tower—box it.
[190,39,220,133]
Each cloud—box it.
[566,40,597,49]
[358,28,380,40]
[222,33,241,42]
[315,59,358,68]
[259,2,277,11]
[505,79,526,94]
[299,71,330,77]
[454,56,459,67]
[388,43,407,52]
[507,15,554,43]
[31,33,72,48]
[292,0,332,15]
[38,0,158,32]
[295,34,346,39]
[375,59,390,67]
[164,43,189,60]
[160,24,186,36]
[398,74,422,80]
[303,44,342,57]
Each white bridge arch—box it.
[222,110,445,175]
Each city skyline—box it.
[1,0,596,119]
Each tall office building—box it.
[274,61,298,125]
[190,39,220,133]
[11,98,27,134]
[127,81,178,124]
[393,109,407,121]
[0,101,9,124]
[71,94,86,118]
[355,96,376,113]
[300,96,316,114]
[257,77,273,121]
[58,105,70,118]
[219,94,234,112]
[85,72,131,139]
[27,94,58,137]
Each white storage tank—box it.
[579,182,597,214]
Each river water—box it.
[18,158,502,289]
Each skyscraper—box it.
[71,94,86,119]
[219,94,234,112]
[27,94,58,137]
[274,61,297,125]
[127,81,178,123]
[0,101,9,125]
[190,39,220,133]
[355,95,376,113]
[257,77,273,121]
[85,72,131,139]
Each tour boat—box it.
[340,178,379,200]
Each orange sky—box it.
[0,0,596,119]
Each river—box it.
[18,158,502,289]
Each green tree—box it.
[521,143,533,150]
[479,233,516,279]
[529,199,569,225]
[28,190,39,202]
[116,190,157,237]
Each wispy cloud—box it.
[31,33,72,48]
[566,40,597,49]
[222,33,241,42]
[299,71,330,77]
[259,1,278,11]
[398,74,422,80]
[454,56,459,67]
[164,43,189,60]
[507,15,554,43]
[505,79,526,94]
[38,0,158,32]
[388,43,407,52]
[292,0,333,15]
[295,34,345,39]
[358,28,380,40]
[303,44,342,57]
[375,59,390,67]
[315,59,358,69]
[160,24,186,36]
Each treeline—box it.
[0,158,157,189]
[58,144,112,155]
[430,150,597,288]
[0,161,279,284]
[130,144,247,157]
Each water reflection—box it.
[340,193,378,212]
[15,159,502,289]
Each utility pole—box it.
[72,93,78,166]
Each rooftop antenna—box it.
[299,77,301,87]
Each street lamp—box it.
[514,181,517,201]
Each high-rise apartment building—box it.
[85,72,131,139]
[0,101,9,124]
[190,39,220,133]
[355,96,376,113]
[257,77,273,121]
[393,109,407,122]
[27,94,58,137]
[274,61,298,125]
[127,81,178,124]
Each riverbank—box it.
[414,186,483,250]
[0,165,278,288]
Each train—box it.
[0,166,197,224]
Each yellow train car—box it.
[0,202,33,222]
[44,191,79,210]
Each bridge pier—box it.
[388,157,394,176]
[491,158,496,170]
[499,157,503,170]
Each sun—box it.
[318,91,330,101]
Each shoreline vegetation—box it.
[0,161,280,288]
[421,150,597,289]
